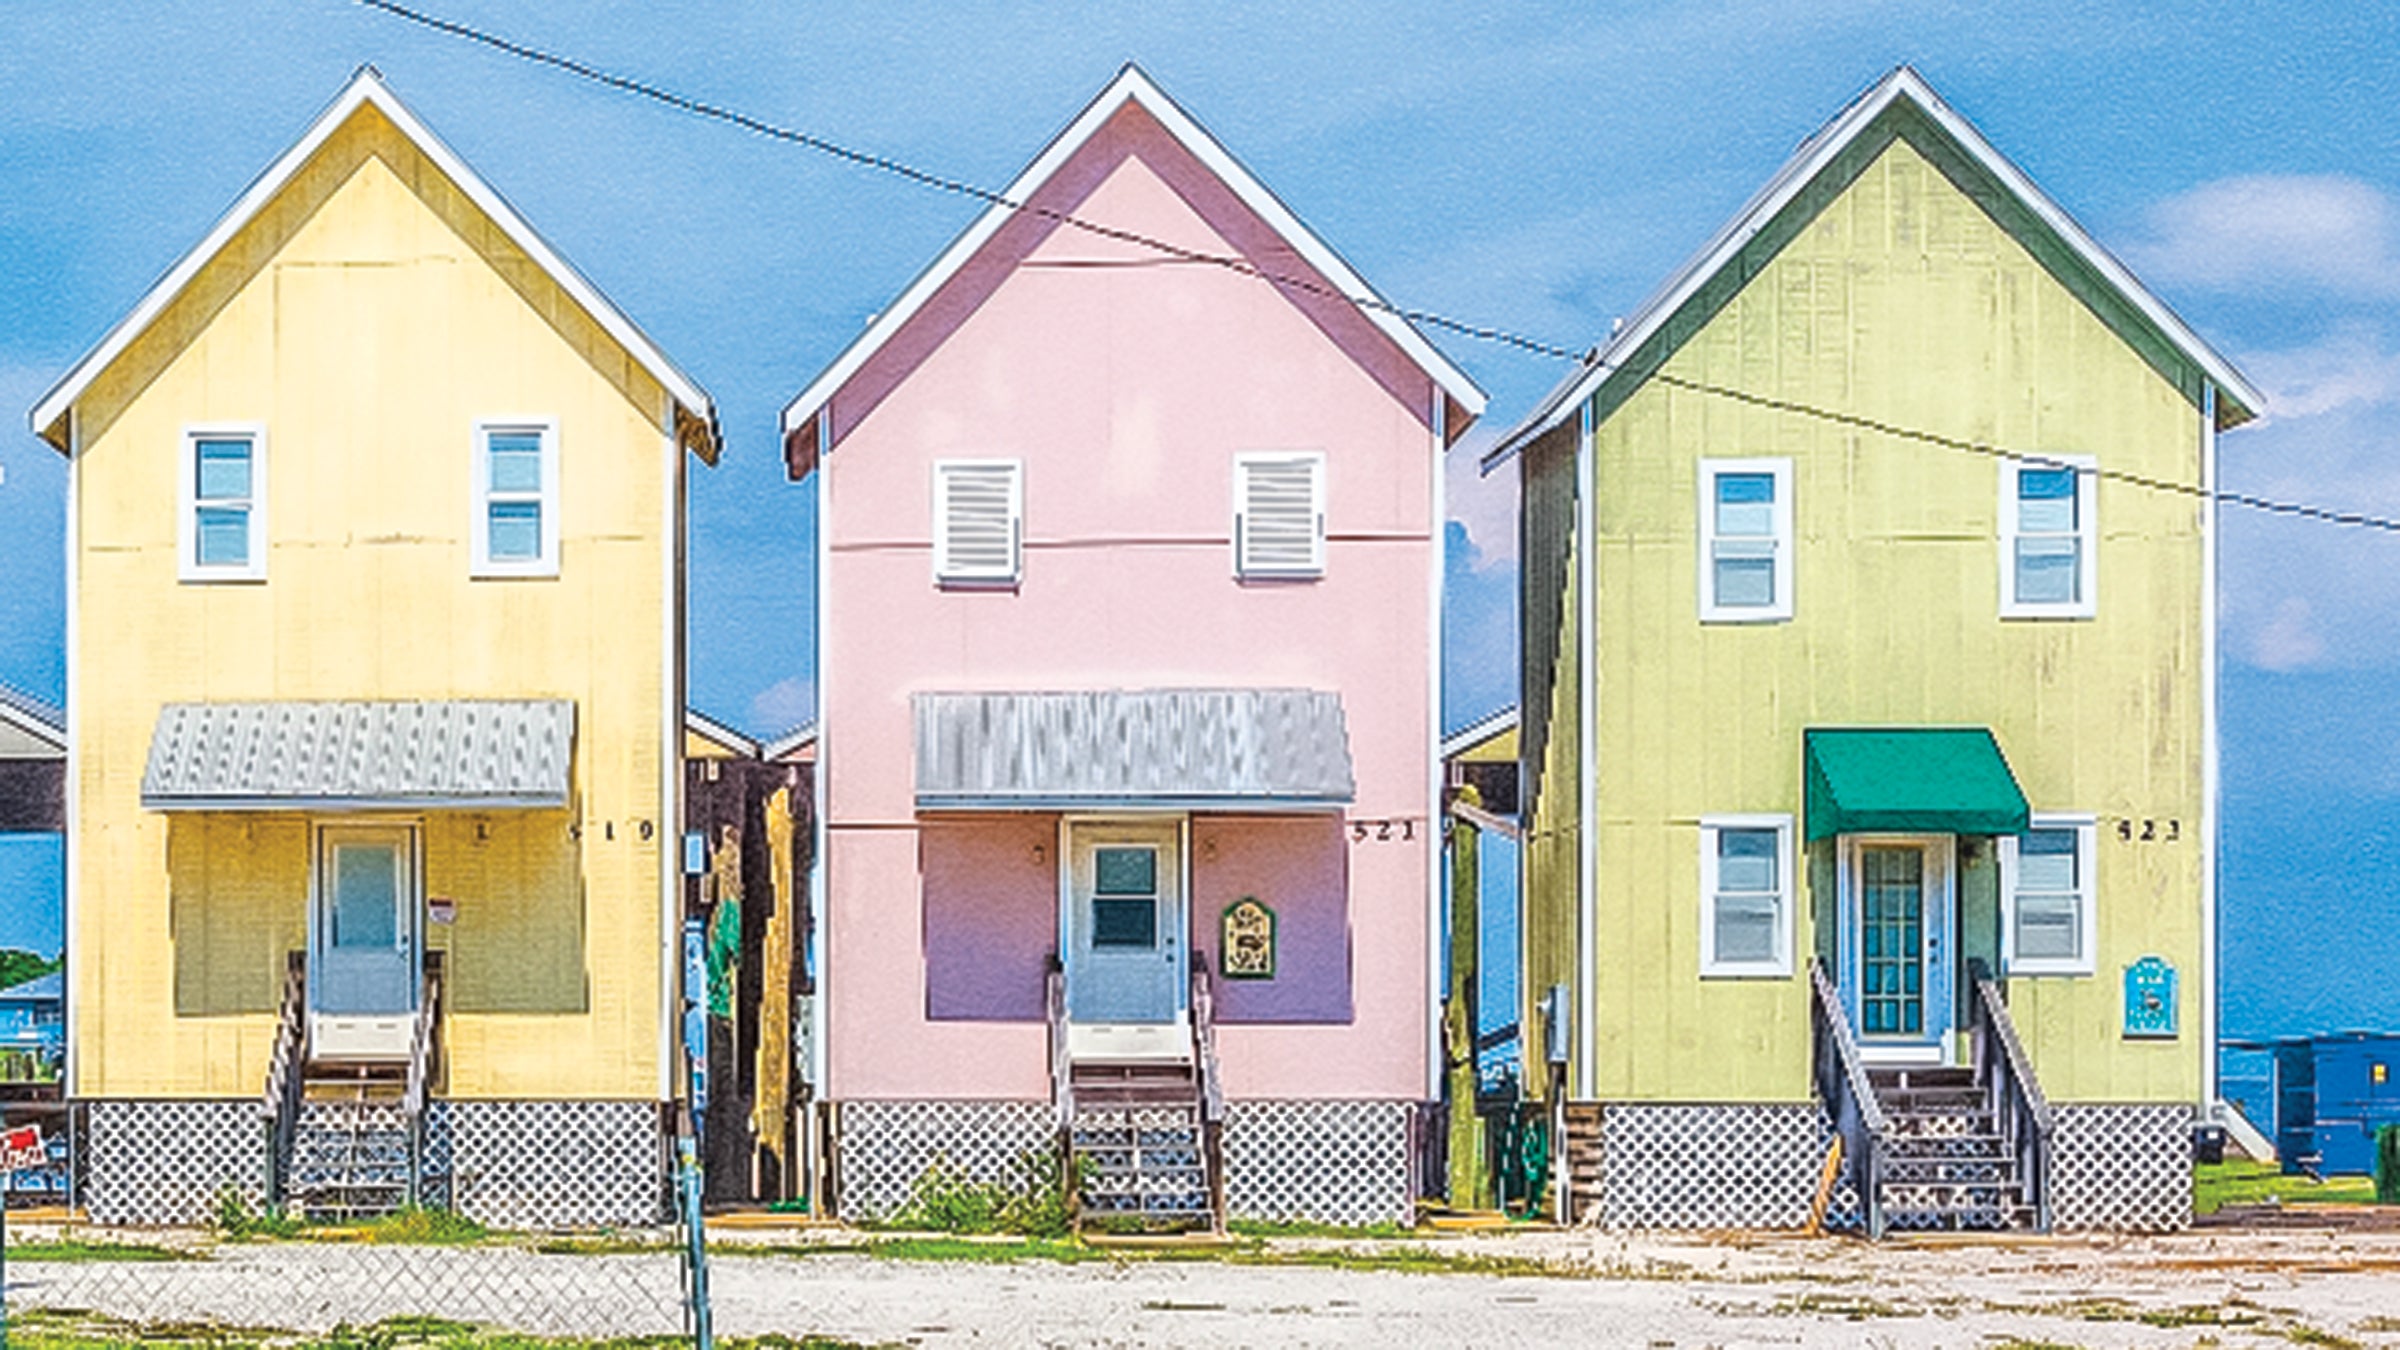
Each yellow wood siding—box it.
[70,105,674,1101]
[1582,137,2203,1105]
[1517,425,1581,1097]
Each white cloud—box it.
[747,676,816,734]
[2126,174,2400,299]
[2241,323,2400,420]
[1445,426,1520,570]
[2248,597,2328,671]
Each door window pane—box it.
[333,845,399,950]
[1091,897,1156,948]
[1860,846,1925,1036]
[1094,847,1156,897]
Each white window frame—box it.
[1697,458,1793,623]
[1233,450,1327,580]
[1998,454,2097,619]
[1699,813,1796,978]
[471,419,561,579]
[932,458,1024,586]
[2000,813,2098,976]
[178,423,267,582]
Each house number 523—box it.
[2115,818,2181,843]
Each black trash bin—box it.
[2193,1124,2228,1165]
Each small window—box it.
[472,421,559,577]
[933,459,1023,585]
[1700,815,1795,977]
[1698,459,1792,621]
[2003,817,2096,975]
[2001,457,2096,617]
[1092,846,1158,949]
[180,426,266,581]
[1234,452,1326,578]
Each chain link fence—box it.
[5,1232,693,1342]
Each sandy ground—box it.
[9,1223,2400,1346]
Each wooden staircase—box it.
[1870,1065,2035,1231]
[262,951,445,1221]
[1067,1061,1212,1223]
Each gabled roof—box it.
[781,63,1484,471]
[28,66,718,458]
[1486,66,2262,469]
[761,721,818,763]
[684,708,760,760]
[1441,705,1519,763]
[0,685,65,756]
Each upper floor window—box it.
[472,421,559,578]
[1234,452,1326,579]
[1699,814,1795,978]
[1698,458,1792,622]
[2000,457,2096,618]
[180,426,266,582]
[2002,815,2097,975]
[933,459,1022,586]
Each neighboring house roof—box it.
[141,699,575,811]
[781,63,1485,474]
[0,685,64,758]
[1441,705,1520,763]
[914,688,1354,811]
[0,973,62,1004]
[27,65,719,460]
[761,722,818,763]
[1486,65,2262,470]
[684,708,759,760]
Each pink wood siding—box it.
[1190,815,1350,1024]
[922,815,1059,1022]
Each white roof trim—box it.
[0,689,65,754]
[1486,66,2262,469]
[761,721,818,761]
[1440,704,1519,761]
[781,63,1484,444]
[684,708,759,760]
[29,66,714,445]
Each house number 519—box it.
[1350,819,1417,843]
[2115,818,2181,843]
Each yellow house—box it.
[28,68,718,1227]
[1487,68,2260,1234]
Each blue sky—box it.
[1,3,2395,1038]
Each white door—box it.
[1841,835,1956,1064]
[1065,821,1186,1060]
[310,824,421,1059]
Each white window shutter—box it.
[1236,453,1324,577]
[934,460,1021,583]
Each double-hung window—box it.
[1698,459,1792,621]
[472,421,559,577]
[1699,815,1795,977]
[933,459,1023,586]
[180,426,266,581]
[2000,456,2096,617]
[2002,815,2096,975]
[1234,452,1326,579]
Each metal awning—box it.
[141,700,575,811]
[914,689,1354,811]
[1803,727,2029,841]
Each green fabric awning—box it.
[1803,728,2029,841]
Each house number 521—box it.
[1350,819,1417,843]
[2115,818,2181,843]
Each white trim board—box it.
[779,63,1485,454]
[29,66,715,451]
[1484,65,2263,471]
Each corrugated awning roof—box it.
[142,700,574,811]
[914,689,1354,811]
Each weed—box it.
[210,1185,304,1240]
[364,1205,490,1245]
[886,1149,1083,1238]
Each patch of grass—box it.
[1768,1291,1920,1320]
[2195,1160,2377,1215]
[2,1308,888,1349]
[210,1184,305,1241]
[864,1235,1112,1264]
[1226,1218,1414,1240]
[881,1150,1082,1239]
[364,1205,490,1245]
[2,1237,192,1262]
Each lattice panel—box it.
[1597,1102,1822,1230]
[84,1099,264,1225]
[445,1100,664,1230]
[2052,1102,2193,1232]
[1222,1099,1412,1227]
[835,1100,1054,1222]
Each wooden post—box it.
[1444,788,1485,1210]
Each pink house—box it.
[781,67,1483,1226]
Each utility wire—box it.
[359,0,2400,536]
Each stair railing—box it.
[1189,954,1227,1232]
[1809,956,1889,1238]
[1968,960,2054,1232]
[260,950,308,1211]
[402,950,445,1208]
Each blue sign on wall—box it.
[2123,955,2178,1039]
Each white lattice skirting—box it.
[85,1099,265,1226]
[1223,1099,1413,1227]
[1594,1102,1824,1230]
[2052,1102,2193,1232]
[835,1100,1057,1222]
[82,1098,666,1229]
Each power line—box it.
[359,0,2400,536]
